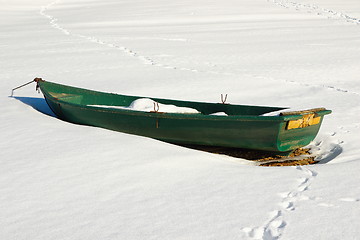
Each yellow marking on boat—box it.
[287,114,321,130]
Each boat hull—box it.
[38,79,331,152]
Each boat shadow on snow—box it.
[12,96,57,118]
[174,143,342,165]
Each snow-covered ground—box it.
[1,0,360,239]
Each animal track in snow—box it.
[242,211,287,240]
[268,0,360,25]
[242,166,317,239]
[285,80,360,97]
[250,74,360,98]
[40,0,70,35]
[279,201,295,211]
[40,0,227,76]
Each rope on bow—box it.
[11,78,43,97]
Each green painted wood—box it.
[38,80,331,152]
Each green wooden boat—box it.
[35,78,331,153]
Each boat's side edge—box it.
[36,79,287,115]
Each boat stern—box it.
[276,109,332,152]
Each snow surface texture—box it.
[1,0,360,239]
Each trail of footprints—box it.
[40,0,224,75]
[285,80,360,96]
[243,165,360,240]
[242,166,317,240]
[251,74,360,97]
[269,0,360,25]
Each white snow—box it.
[210,112,228,116]
[261,109,293,116]
[89,98,200,114]
[1,0,360,239]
